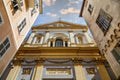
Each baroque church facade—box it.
[7,20,111,80]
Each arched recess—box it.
[34,33,44,44]
[74,33,84,44]
[55,38,63,47]
[49,33,69,47]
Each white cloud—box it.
[67,0,83,6]
[60,7,80,14]
[46,12,57,17]
[43,0,56,6]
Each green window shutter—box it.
[112,48,120,64]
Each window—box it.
[31,8,36,16]
[18,18,26,33]
[55,39,63,47]
[88,4,93,14]
[0,13,3,24]
[96,9,112,34]
[0,37,10,58]
[11,0,22,15]
[111,42,120,64]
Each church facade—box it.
[7,20,110,80]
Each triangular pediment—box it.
[32,20,88,30]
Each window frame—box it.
[11,0,22,15]
[0,37,10,59]
[96,9,112,35]
[55,39,63,47]
[88,4,93,15]
[17,18,26,33]
[111,42,120,64]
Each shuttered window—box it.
[111,42,120,64]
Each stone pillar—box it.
[84,32,91,43]
[74,63,85,80]
[68,41,70,47]
[63,41,65,47]
[32,60,44,80]
[69,31,75,43]
[53,41,55,47]
[40,36,44,44]
[96,62,111,80]
[48,41,51,47]
[32,37,37,44]
[44,31,49,43]
[27,32,35,44]
[6,65,20,80]
[75,36,79,44]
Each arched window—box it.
[55,39,63,47]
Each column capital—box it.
[35,58,45,65]
[72,57,82,65]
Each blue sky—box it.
[33,0,86,26]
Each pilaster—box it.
[32,59,44,80]
[44,31,50,43]
[84,32,91,43]
[96,61,111,80]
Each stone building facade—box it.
[80,0,120,79]
[7,20,111,80]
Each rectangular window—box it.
[18,18,26,33]
[11,0,22,15]
[0,13,3,24]
[111,42,120,64]
[0,37,10,58]
[88,4,93,14]
[31,8,36,16]
[96,9,112,34]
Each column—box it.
[40,36,44,44]
[32,37,37,44]
[6,64,20,80]
[84,32,91,43]
[69,31,75,43]
[32,62,43,80]
[75,36,79,44]
[68,41,70,47]
[96,62,111,80]
[48,41,51,47]
[53,41,55,47]
[63,41,65,47]
[74,63,85,80]
[27,32,35,44]
[44,31,49,43]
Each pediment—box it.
[32,20,88,30]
